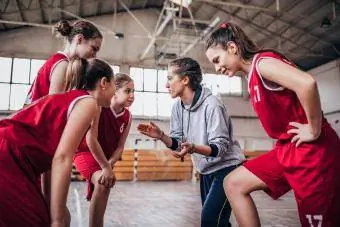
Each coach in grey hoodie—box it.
[137,57,245,227]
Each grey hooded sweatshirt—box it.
[169,86,245,175]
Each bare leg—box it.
[224,166,267,227]
[89,170,111,227]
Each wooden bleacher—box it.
[71,149,268,181]
[243,150,267,159]
[114,149,135,180]
[137,149,193,181]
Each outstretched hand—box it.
[137,122,162,139]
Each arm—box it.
[49,60,68,94]
[258,58,322,145]
[41,60,68,206]
[137,104,182,150]
[86,107,115,187]
[137,121,173,148]
[50,98,97,227]
[86,107,111,169]
[179,105,231,157]
[109,114,132,166]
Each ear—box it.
[74,34,85,45]
[181,75,190,86]
[99,77,109,90]
[226,41,238,55]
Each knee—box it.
[223,170,248,198]
[94,182,111,196]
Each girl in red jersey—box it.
[73,73,134,227]
[26,19,102,104]
[0,57,115,227]
[205,22,340,227]
[25,19,102,206]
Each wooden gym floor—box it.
[67,181,299,227]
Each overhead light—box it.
[320,16,332,28]
[170,0,192,8]
[114,32,124,40]
[320,1,336,28]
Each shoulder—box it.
[204,95,225,110]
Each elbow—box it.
[304,74,317,91]
[296,74,317,95]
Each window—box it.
[30,59,46,84]
[12,58,30,84]
[0,84,10,110]
[203,74,242,96]
[130,67,144,91]
[129,67,243,117]
[111,65,120,75]
[129,67,173,117]
[157,69,168,92]
[143,68,157,92]
[0,57,12,83]
[0,57,46,111]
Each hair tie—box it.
[220,23,228,29]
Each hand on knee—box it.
[94,182,111,195]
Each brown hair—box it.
[169,57,202,91]
[205,22,289,61]
[64,58,113,91]
[115,73,133,89]
[54,20,102,43]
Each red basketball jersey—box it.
[0,90,91,174]
[26,52,68,104]
[78,107,131,158]
[248,51,312,140]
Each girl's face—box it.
[73,36,102,59]
[205,43,242,77]
[166,67,187,99]
[114,81,135,107]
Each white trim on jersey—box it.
[254,57,285,92]
[57,51,70,59]
[67,95,93,119]
[111,107,126,118]
[49,52,70,80]
[127,110,132,126]
[247,53,258,93]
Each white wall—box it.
[309,59,340,113]
[0,9,218,71]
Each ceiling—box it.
[1,0,340,70]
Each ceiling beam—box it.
[15,0,26,21]
[203,2,325,57]
[59,0,65,19]
[117,0,152,37]
[140,1,173,61]
[96,0,103,16]
[0,19,52,28]
[112,0,117,31]
[258,1,336,51]
[142,0,148,8]
[38,0,47,23]
[0,0,10,30]
[245,0,299,39]
[197,0,278,13]
[78,0,83,16]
